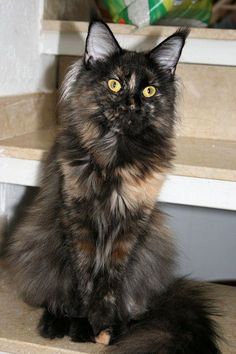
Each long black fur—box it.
[7,20,221,353]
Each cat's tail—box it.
[105,278,221,354]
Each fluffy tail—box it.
[105,279,221,354]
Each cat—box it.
[7,20,221,353]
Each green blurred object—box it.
[97,0,212,27]
[160,0,212,27]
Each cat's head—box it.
[61,21,189,167]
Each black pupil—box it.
[112,82,116,88]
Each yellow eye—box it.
[108,79,121,93]
[143,86,156,98]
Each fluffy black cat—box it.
[7,20,221,353]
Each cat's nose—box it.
[127,97,135,110]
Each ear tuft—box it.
[85,21,121,67]
[149,28,190,74]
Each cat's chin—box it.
[109,121,147,137]
[110,126,142,137]
[110,126,123,135]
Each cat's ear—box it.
[149,28,190,74]
[84,20,122,67]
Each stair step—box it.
[41,20,236,66]
[0,130,236,182]
[1,129,236,210]
[0,266,235,354]
[0,128,56,161]
[0,93,56,141]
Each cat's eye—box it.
[143,86,156,98]
[108,79,121,93]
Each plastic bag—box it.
[97,0,212,27]
[159,0,212,27]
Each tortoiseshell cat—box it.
[8,20,220,353]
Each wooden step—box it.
[0,93,56,141]
[0,129,236,182]
[0,266,235,354]
[0,128,56,161]
[41,20,236,66]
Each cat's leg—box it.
[89,306,128,346]
[88,284,125,345]
[69,317,94,342]
[38,310,95,342]
[95,322,128,345]
[38,309,70,339]
[88,300,116,344]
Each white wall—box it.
[162,203,236,281]
[0,0,56,95]
[0,183,27,251]
[0,1,57,248]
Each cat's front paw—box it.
[38,309,69,339]
[88,301,116,337]
[95,330,111,345]
[69,318,95,343]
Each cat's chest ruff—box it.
[114,166,166,212]
[62,159,166,215]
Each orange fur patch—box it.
[117,166,167,211]
[75,239,95,255]
[111,239,132,263]
[79,120,100,148]
[95,330,111,345]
